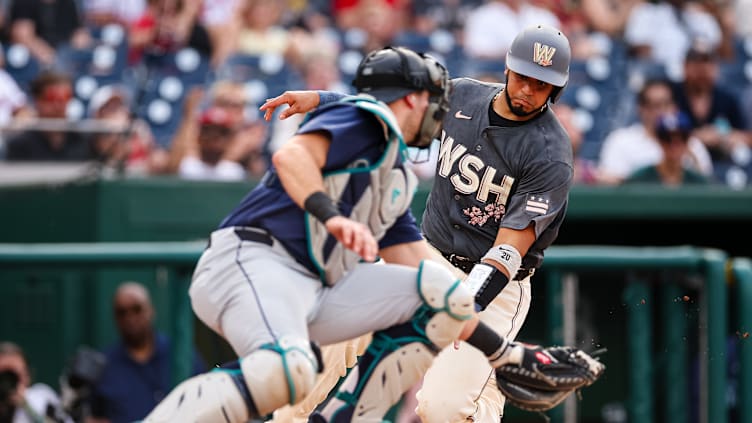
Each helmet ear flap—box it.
[550,80,567,103]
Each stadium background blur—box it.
[0,1,751,422]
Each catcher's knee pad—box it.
[144,336,321,423]
[143,371,252,423]
[242,336,321,417]
[313,261,473,422]
[417,259,475,348]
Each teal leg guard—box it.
[311,307,438,422]
[311,260,474,423]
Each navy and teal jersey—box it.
[219,102,422,274]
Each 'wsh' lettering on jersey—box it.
[438,131,514,205]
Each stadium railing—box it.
[541,246,728,423]
[0,243,734,423]
[731,257,752,423]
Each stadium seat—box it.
[57,44,124,85]
[719,35,752,93]
[143,47,212,88]
[216,52,301,100]
[338,49,364,84]
[3,44,41,94]
[136,75,188,149]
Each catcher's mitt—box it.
[494,344,605,412]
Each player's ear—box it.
[405,93,417,107]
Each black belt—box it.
[206,227,273,249]
[234,227,273,246]
[440,251,534,281]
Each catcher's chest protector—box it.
[306,96,419,285]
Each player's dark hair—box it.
[30,71,72,99]
[637,78,673,106]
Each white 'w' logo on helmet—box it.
[533,42,556,67]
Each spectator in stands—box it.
[83,0,146,27]
[623,0,722,74]
[671,38,751,185]
[176,106,248,180]
[735,0,752,37]
[408,0,480,37]
[0,46,33,124]
[0,78,28,158]
[597,78,713,185]
[700,0,738,61]
[463,0,560,60]
[580,0,641,37]
[127,0,213,65]
[623,111,711,185]
[331,0,407,32]
[544,0,620,61]
[355,0,406,55]
[88,281,206,423]
[168,80,267,178]
[554,102,599,185]
[4,71,97,161]
[233,0,305,66]
[0,341,72,423]
[87,84,168,175]
[6,0,92,66]
[197,0,242,66]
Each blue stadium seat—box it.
[57,44,125,85]
[136,74,189,149]
[338,49,364,84]
[719,36,752,93]
[215,53,301,99]
[393,31,433,53]
[143,47,212,88]
[3,44,41,94]
[459,57,505,82]
[560,52,637,161]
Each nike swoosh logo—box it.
[454,110,472,120]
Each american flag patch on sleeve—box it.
[525,195,550,214]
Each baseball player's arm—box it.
[260,91,346,121]
[483,225,536,277]
[464,224,536,310]
[271,132,329,204]
[272,132,379,261]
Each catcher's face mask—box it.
[414,54,450,149]
[353,46,450,149]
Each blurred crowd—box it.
[0,0,750,188]
[1,281,206,423]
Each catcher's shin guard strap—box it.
[465,263,509,311]
[242,336,320,417]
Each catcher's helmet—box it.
[352,46,450,148]
[506,24,571,103]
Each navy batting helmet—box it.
[506,24,571,103]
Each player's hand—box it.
[325,216,378,262]
[259,91,320,121]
